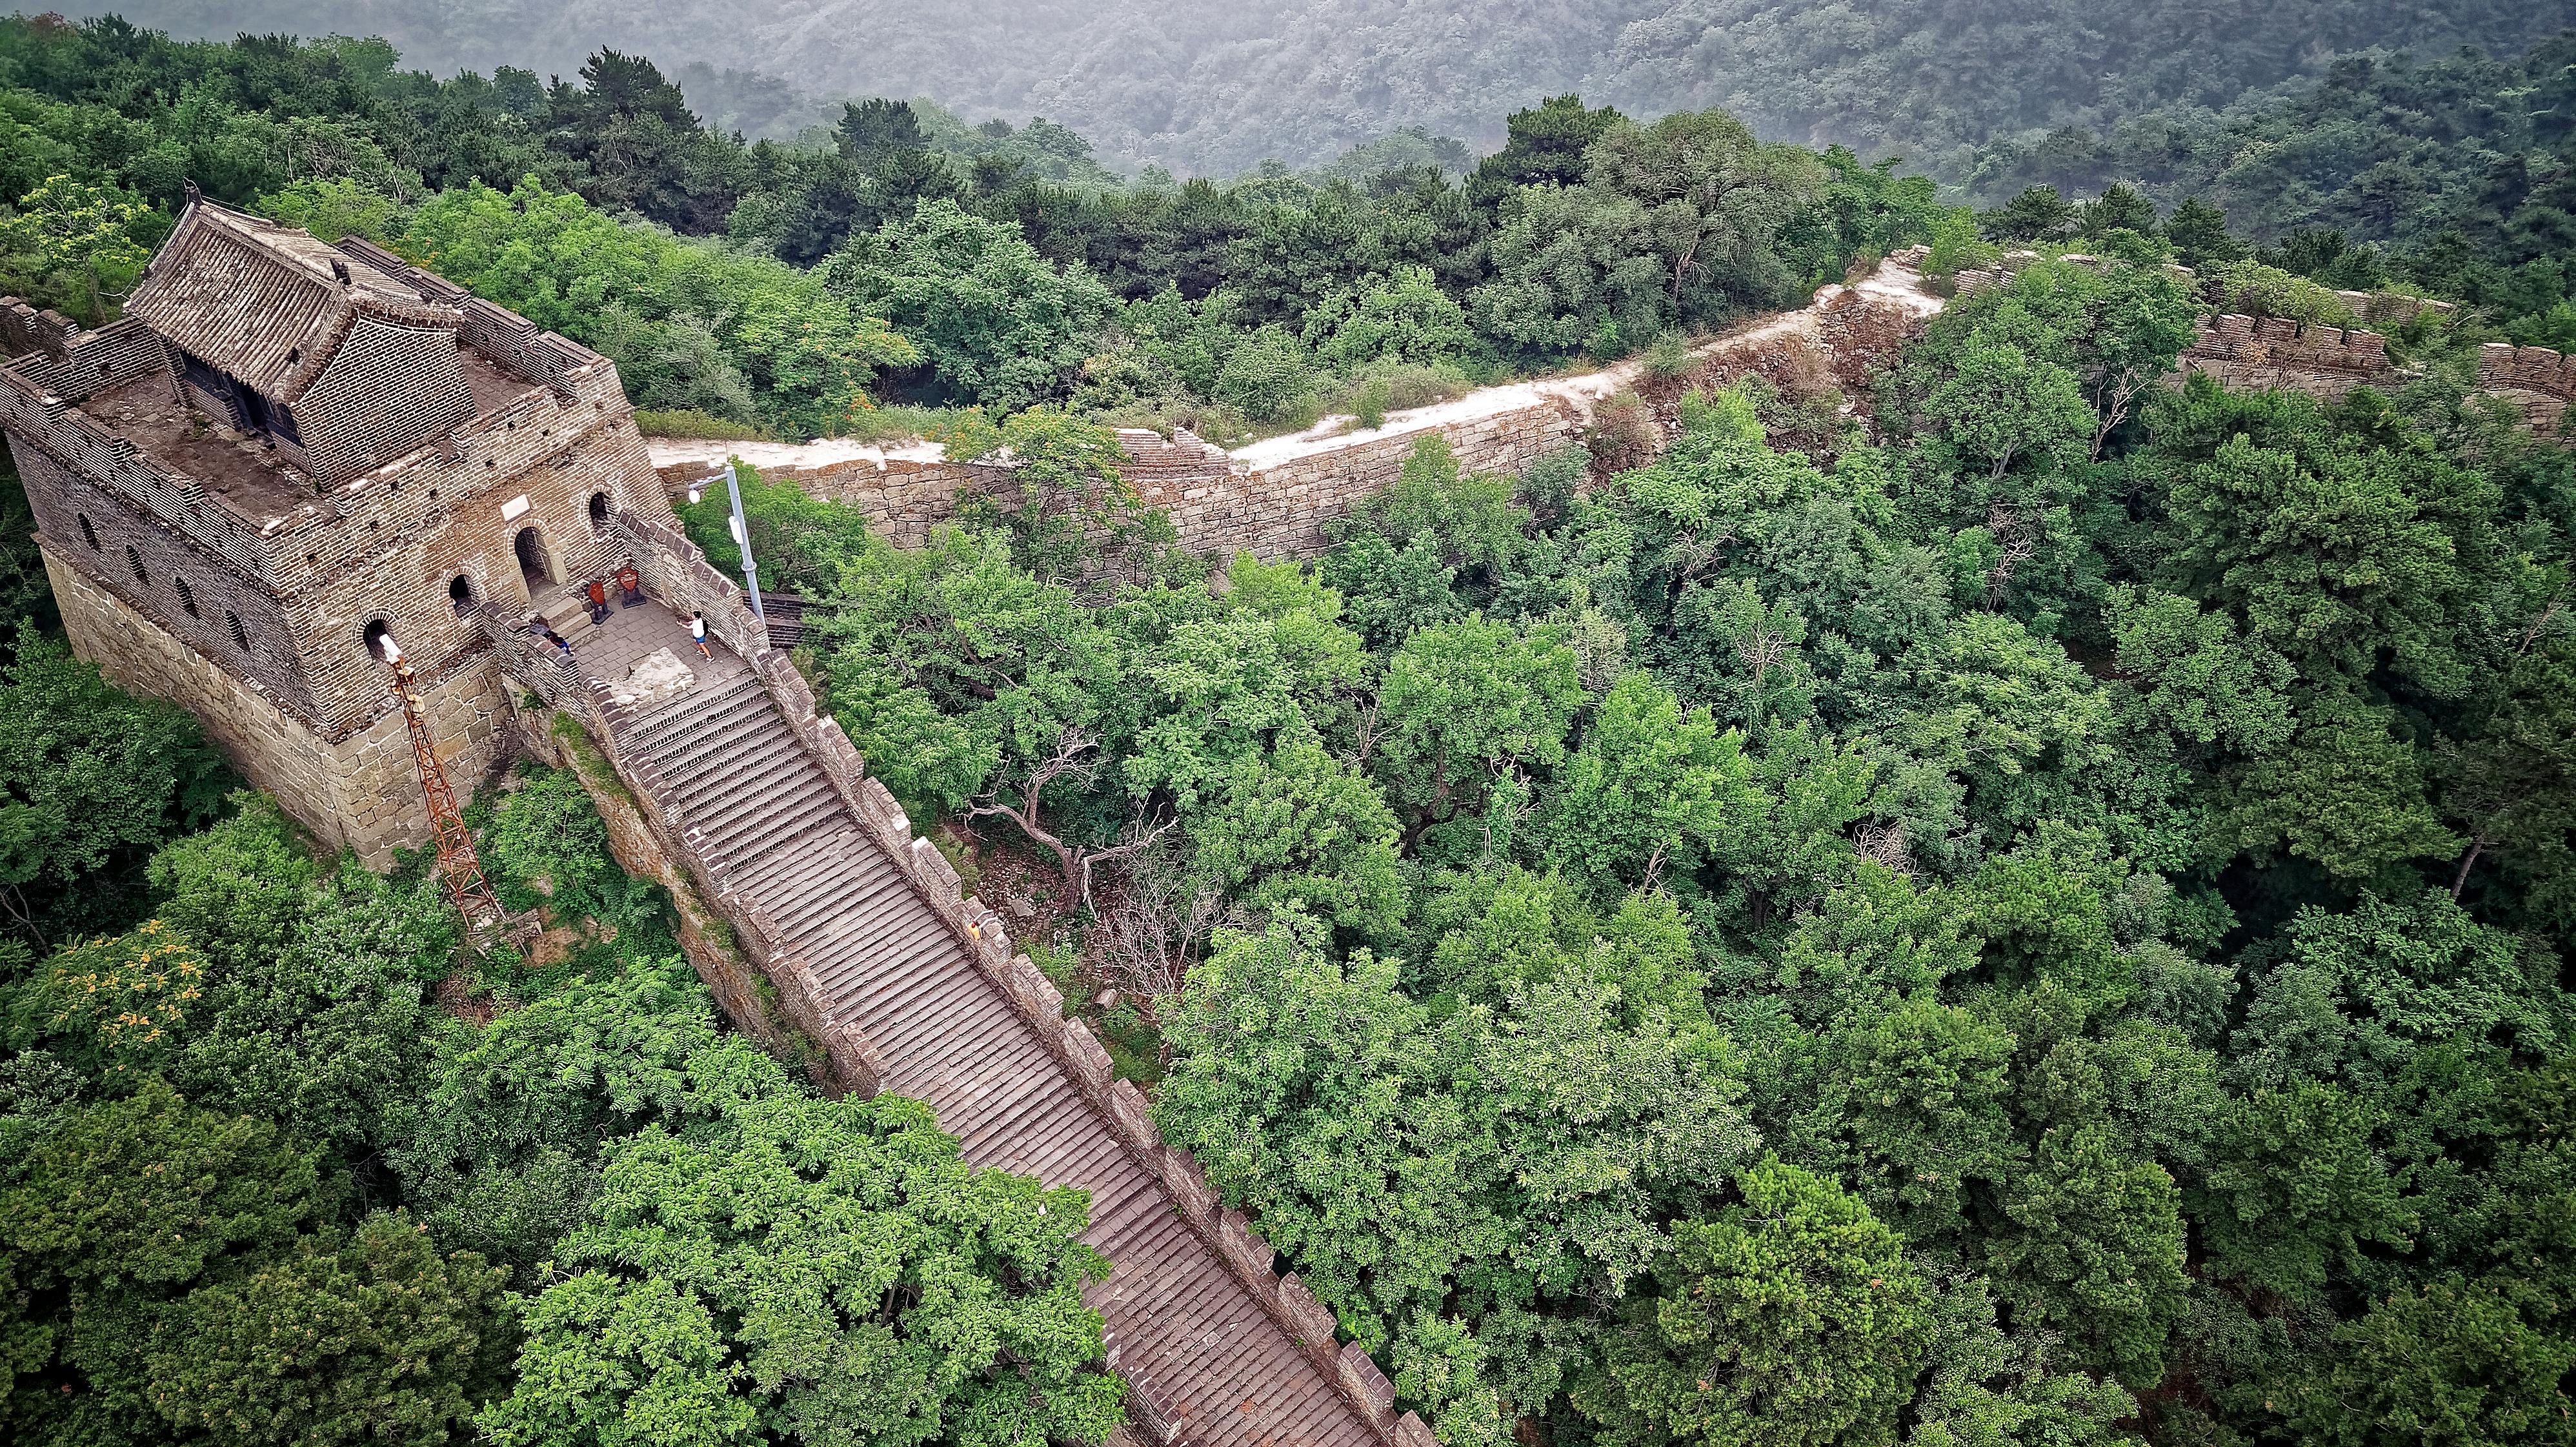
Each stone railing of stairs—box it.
[478,511,1434,1447]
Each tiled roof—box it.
[125,197,458,401]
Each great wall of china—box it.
[647,251,2575,560]
[14,218,2567,1447]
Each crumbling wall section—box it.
[0,296,79,364]
[2179,314,2397,400]
[2480,343,2575,437]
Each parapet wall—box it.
[0,295,81,363]
[654,398,1591,565]
[1149,401,1587,558]
[2480,343,2575,436]
[2179,312,2396,400]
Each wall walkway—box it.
[481,516,1428,1447]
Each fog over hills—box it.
[72,0,2576,176]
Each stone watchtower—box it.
[0,195,676,860]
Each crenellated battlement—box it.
[2479,343,2576,435]
[2179,311,2397,398]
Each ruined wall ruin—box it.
[2480,343,2576,437]
[2178,314,2398,400]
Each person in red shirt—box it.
[616,557,644,608]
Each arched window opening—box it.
[363,618,397,664]
[588,491,610,527]
[125,545,147,587]
[225,611,248,652]
[450,574,476,616]
[174,576,197,618]
[77,514,99,551]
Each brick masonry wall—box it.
[6,311,674,862]
[46,544,512,862]
[11,316,175,401]
[284,385,656,744]
[1144,404,1585,559]
[2178,313,2395,400]
[656,400,1589,565]
[741,456,995,548]
[14,438,314,716]
[2480,342,2576,436]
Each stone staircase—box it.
[585,656,1393,1447]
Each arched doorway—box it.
[514,526,553,596]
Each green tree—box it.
[2440,645,2576,924]
[2284,1282,2576,1447]
[1189,720,1408,936]
[2227,891,2570,1091]
[145,1214,511,1447]
[1922,339,2094,483]
[2162,197,2246,270]
[1576,1158,1935,1447]
[830,198,1115,409]
[0,628,225,928]
[0,1082,506,1447]
[1981,187,2077,245]
[1780,997,2020,1243]
[2104,586,2295,753]
[2219,694,2457,880]
[2151,382,2497,696]
[1214,322,1318,423]
[1985,1124,2187,1386]
[1540,671,1752,891]
[2,174,151,325]
[944,405,1177,583]
[2191,1080,2414,1301]
[481,1087,1123,1447]
[405,177,914,435]
[1306,265,1479,369]
[1371,616,1583,847]
[1583,110,1828,316]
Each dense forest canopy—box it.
[1,12,2573,1447]
[7,12,2572,434]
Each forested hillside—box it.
[68,0,2576,179]
[1,13,2574,1447]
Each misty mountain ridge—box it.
[67,0,2576,179]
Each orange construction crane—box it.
[381,640,500,926]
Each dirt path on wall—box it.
[643,256,1947,476]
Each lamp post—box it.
[712,461,763,622]
[690,461,757,620]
